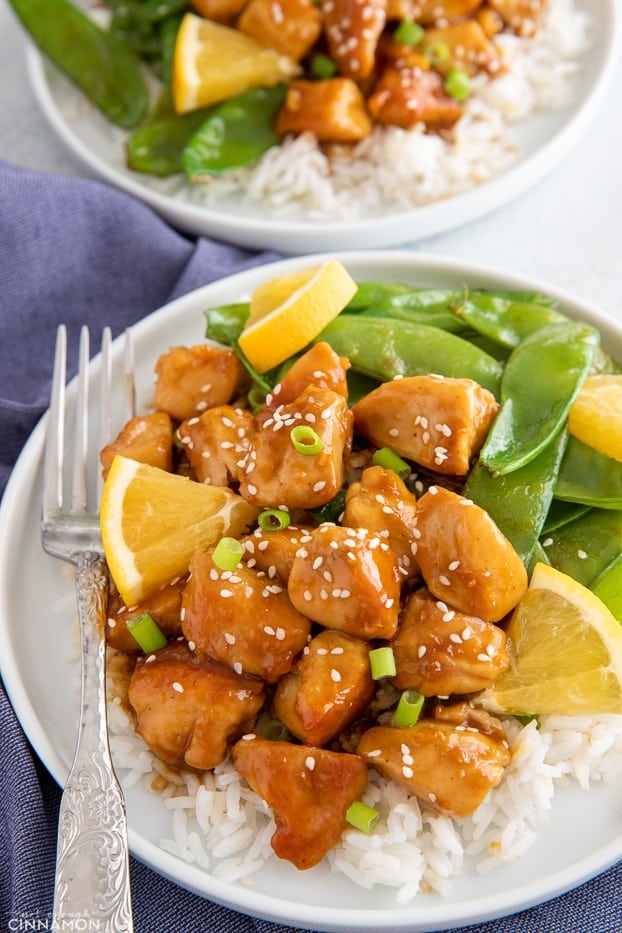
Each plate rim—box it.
[2,249,622,931]
[23,0,622,252]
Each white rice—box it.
[153,0,591,220]
[107,693,622,901]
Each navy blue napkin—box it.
[0,160,619,933]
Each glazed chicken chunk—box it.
[273,630,375,745]
[106,579,185,653]
[128,642,265,770]
[239,384,353,510]
[343,464,420,579]
[241,525,316,579]
[154,344,246,421]
[357,702,510,818]
[259,342,350,414]
[413,485,528,622]
[182,549,311,682]
[288,523,403,639]
[323,0,387,81]
[238,0,322,61]
[368,66,463,130]
[352,374,498,475]
[100,411,173,478]
[275,78,372,143]
[232,735,368,868]
[177,405,254,486]
[390,586,509,696]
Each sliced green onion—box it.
[372,446,411,478]
[290,424,324,455]
[444,67,472,101]
[369,646,397,680]
[424,40,450,64]
[261,719,291,741]
[258,508,291,531]
[248,384,267,412]
[394,690,425,727]
[212,536,244,571]
[346,800,381,833]
[393,20,424,45]
[127,613,168,653]
[311,53,338,78]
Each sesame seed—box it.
[145,654,156,663]
[219,588,234,598]
[402,765,414,778]
[331,668,342,682]
[449,633,462,644]
[448,560,461,571]
[542,537,554,547]
[233,661,243,674]
[187,640,196,651]
[331,646,344,654]
[264,625,276,636]
[577,549,588,559]
[303,590,313,602]
[306,756,316,771]
[276,627,286,641]
[312,556,324,569]
[172,682,184,693]
[417,645,427,658]
[224,632,236,645]
[247,484,257,496]
[439,575,451,586]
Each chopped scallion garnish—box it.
[127,613,167,653]
[372,446,411,478]
[311,53,338,78]
[424,40,450,64]
[261,719,291,741]
[248,384,267,412]
[369,646,396,680]
[444,66,472,101]
[346,800,381,833]
[393,20,424,46]
[212,536,244,571]
[290,424,324,455]
[258,508,291,531]
[394,690,425,727]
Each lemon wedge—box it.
[238,260,357,373]
[100,455,258,606]
[477,562,622,716]
[172,13,300,113]
[568,374,622,464]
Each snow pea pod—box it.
[541,498,590,534]
[127,106,213,176]
[357,305,469,335]
[183,85,287,178]
[10,0,149,129]
[204,303,250,344]
[464,428,567,567]
[540,508,622,587]
[591,554,622,621]
[318,316,503,396]
[454,294,568,349]
[554,437,622,509]
[479,322,599,476]
[346,283,462,312]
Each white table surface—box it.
[1,1,621,321]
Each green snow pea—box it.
[464,428,567,567]
[554,437,622,509]
[454,294,568,350]
[10,0,149,129]
[357,304,469,335]
[204,303,250,345]
[345,283,462,313]
[541,498,590,534]
[127,106,214,176]
[183,85,287,178]
[317,316,503,397]
[539,508,622,587]
[591,554,622,621]
[479,322,599,476]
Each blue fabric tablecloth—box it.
[0,160,620,933]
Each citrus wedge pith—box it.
[100,455,258,606]
[568,374,622,463]
[238,260,358,373]
[477,562,622,716]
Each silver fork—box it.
[42,324,134,932]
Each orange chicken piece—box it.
[368,66,463,130]
[190,0,247,22]
[232,736,368,868]
[154,344,246,422]
[241,525,316,580]
[390,586,509,696]
[106,579,185,652]
[275,79,372,142]
[413,485,528,622]
[238,0,322,60]
[128,642,265,770]
[412,0,484,23]
[323,0,386,81]
[352,375,498,476]
[177,405,254,486]
[357,703,510,817]
[343,465,420,579]
[100,411,173,478]
[288,523,402,639]
[258,342,350,421]
[488,0,544,37]
[273,630,374,745]
[182,549,311,682]
[423,20,503,76]
[239,385,353,510]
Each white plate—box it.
[2,252,622,932]
[24,1,620,253]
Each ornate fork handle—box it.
[53,551,133,932]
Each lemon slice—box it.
[568,374,622,463]
[477,562,622,716]
[100,455,258,606]
[172,13,300,113]
[238,260,358,373]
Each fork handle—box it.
[53,552,134,932]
